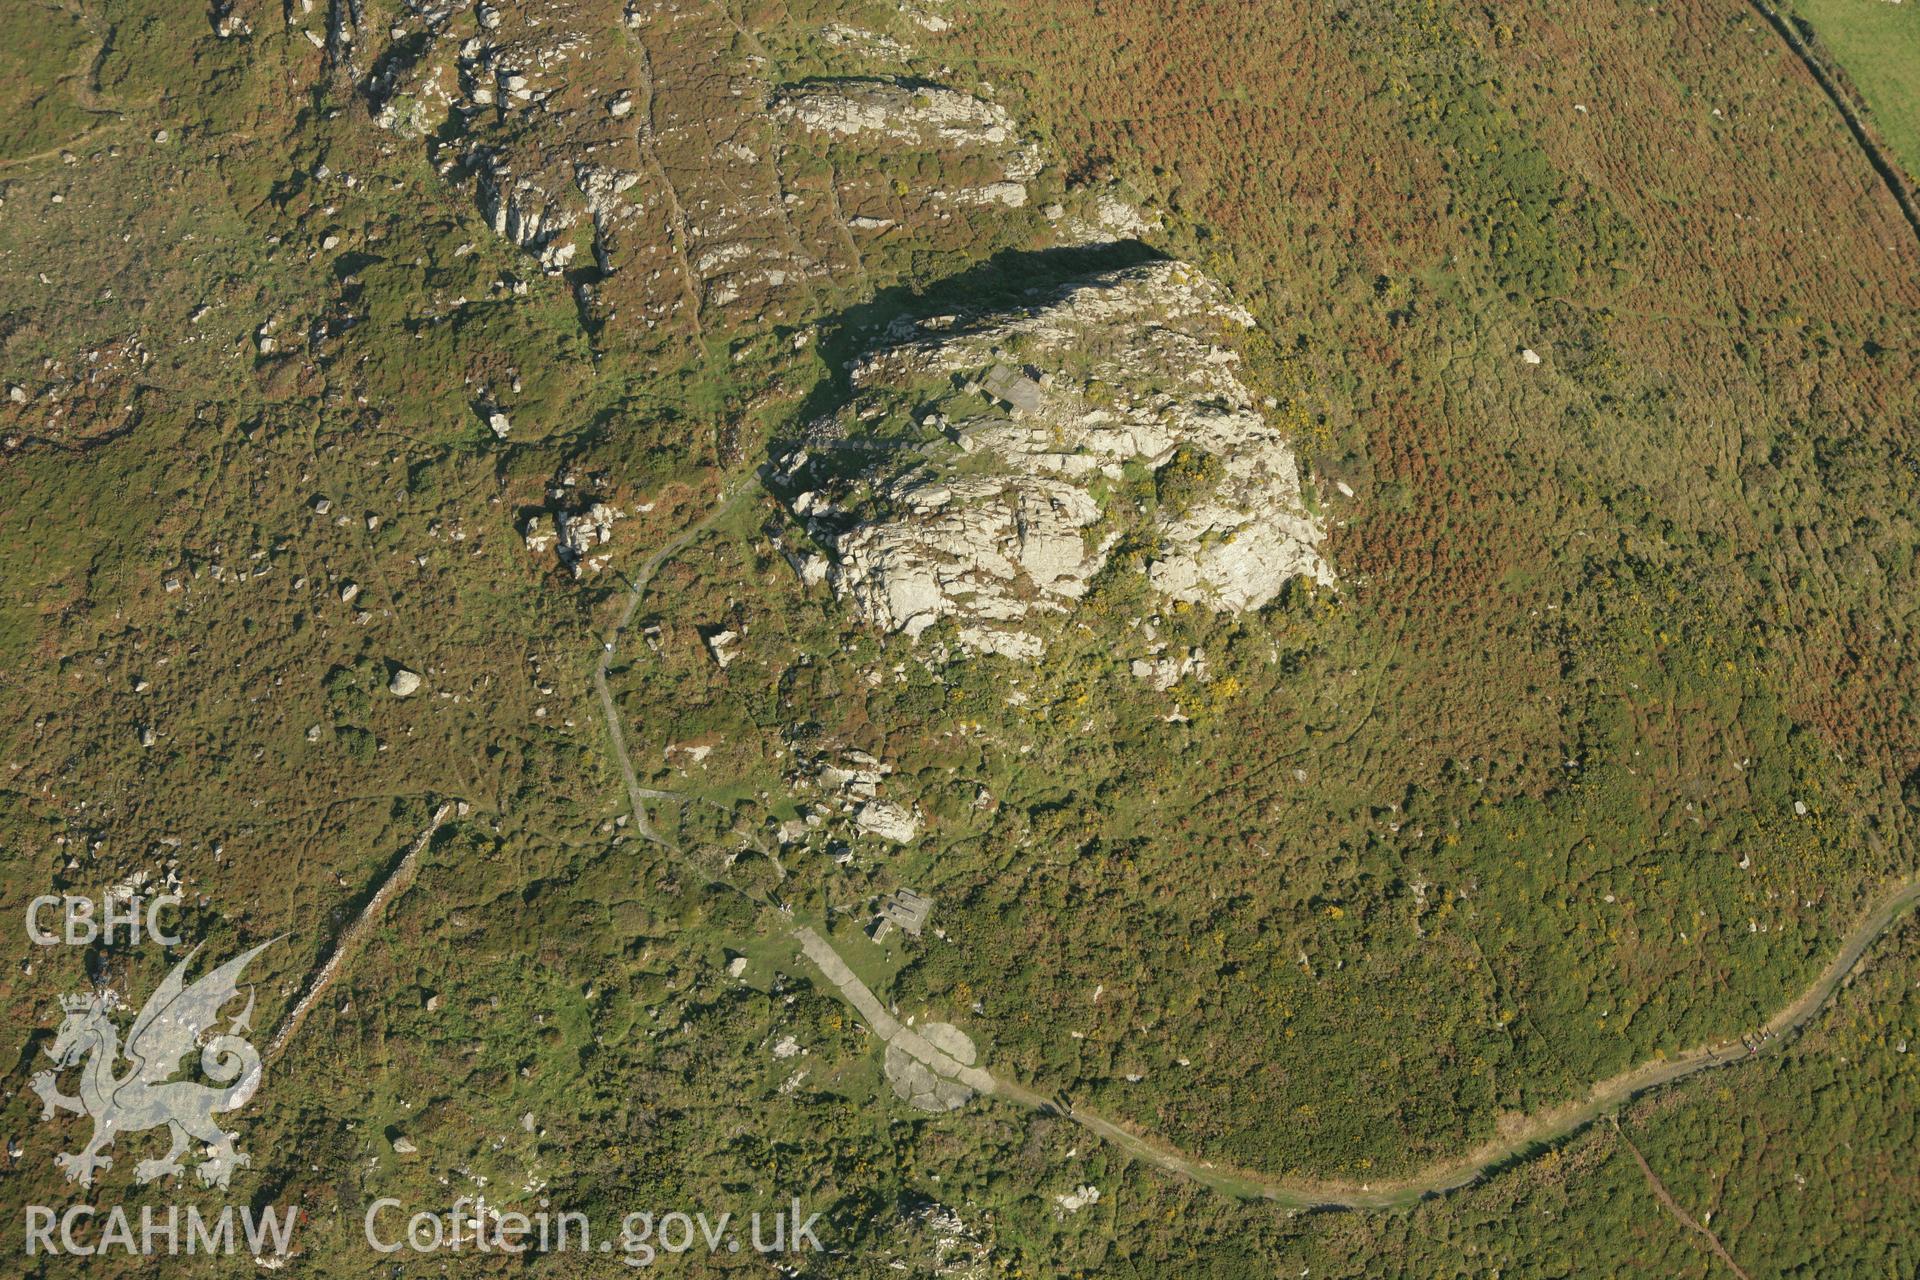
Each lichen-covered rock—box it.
[555,502,619,575]
[854,799,920,844]
[825,475,1103,659]
[774,80,1022,152]
[352,6,1036,331]
[771,259,1332,658]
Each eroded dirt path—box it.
[793,927,996,1097]
[1031,875,1920,1210]
[1613,1116,1754,1280]
[591,478,760,845]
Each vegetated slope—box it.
[0,1,1028,1272]
[1268,913,1920,1278]
[0,0,98,163]
[0,3,1256,1274]
[889,0,1920,1177]
[3,0,1917,1275]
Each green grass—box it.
[1793,0,1920,180]
[0,0,95,161]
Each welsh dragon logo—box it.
[31,940,277,1189]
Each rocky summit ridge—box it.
[771,259,1332,659]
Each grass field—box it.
[1792,0,1920,179]
[0,0,96,161]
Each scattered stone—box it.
[1131,647,1207,692]
[555,503,618,573]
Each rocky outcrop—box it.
[773,78,1043,214]
[819,474,1102,660]
[886,1200,992,1279]
[471,151,579,271]
[771,260,1332,658]
[555,503,619,573]
[351,4,1046,329]
[523,480,623,578]
[854,799,920,844]
[773,80,1023,153]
